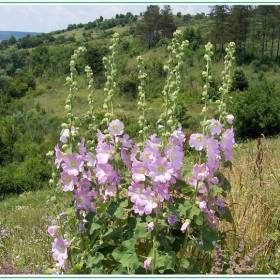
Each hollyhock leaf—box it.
[134,219,152,239]
[90,222,102,235]
[219,206,233,223]
[178,200,193,217]
[212,185,223,196]
[112,239,140,272]
[194,213,204,226]
[201,225,219,251]
[97,201,110,214]
[155,250,175,273]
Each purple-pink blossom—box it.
[48,226,58,237]
[61,153,84,176]
[227,114,234,124]
[181,220,190,233]
[148,157,173,183]
[60,171,78,192]
[144,258,152,271]
[148,221,154,232]
[209,119,222,135]
[138,188,158,215]
[189,133,206,151]
[96,142,114,164]
[168,214,178,226]
[108,119,124,136]
[52,236,69,269]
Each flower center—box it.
[157,165,165,173]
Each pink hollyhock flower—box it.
[79,137,86,158]
[199,201,209,213]
[48,226,58,236]
[133,203,145,216]
[95,163,119,185]
[205,136,220,164]
[148,221,154,232]
[168,214,178,226]
[60,171,78,192]
[138,188,158,215]
[118,134,133,148]
[60,126,76,143]
[227,114,234,124]
[120,148,132,169]
[165,145,184,171]
[52,236,69,269]
[140,147,157,165]
[188,177,207,193]
[220,127,235,151]
[153,182,170,202]
[108,119,124,136]
[189,133,206,151]
[181,220,190,233]
[79,178,91,192]
[73,187,92,211]
[128,182,145,204]
[55,144,63,168]
[131,161,147,182]
[209,119,222,135]
[85,152,96,167]
[97,129,106,143]
[191,163,210,181]
[61,153,84,176]
[148,157,174,183]
[105,184,117,197]
[171,128,186,145]
[144,258,152,271]
[96,142,114,164]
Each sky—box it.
[0,4,211,33]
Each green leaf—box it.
[86,251,104,274]
[212,185,223,196]
[201,225,220,251]
[134,217,151,239]
[97,201,110,214]
[107,198,128,219]
[90,222,102,234]
[220,206,233,223]
[112,239,140,272]
[155,250,175,273]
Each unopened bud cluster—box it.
[102,33,120,127]
[137,56,149,145]
[218,42,235,124]
[158,30,189,139]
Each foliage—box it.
[230,67,249,92]
[228,80,280,139]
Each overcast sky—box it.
[0,4,211,33]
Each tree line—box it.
[209,5,280,63]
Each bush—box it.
[228,80,280,140]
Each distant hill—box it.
[0,31,41,41]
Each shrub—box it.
[228,80,280,140]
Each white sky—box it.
[0,4,211,33]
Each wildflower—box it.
[52,236,69,269]
[153,182,170,201]
[192,163,210,181]
[79,137,86,158]
[95,163,119,185]
[108,119,124,136]
[148,157,173,183]
[138,188,158,215]
[78,224,84,233]
[104,184,117,197]
[61,153,84,176]
[47,226,58,237]
[131,161,147,182]
[96,142,114,164]
[189,133,206,151]
[60,171,78,192]
[118,134,132,148]
[199,201,209,213]
[73,188,92,211]
[209,119,222,135]
[85,152,96,167]
[171,128,186,145]
[181,220,190,233]
[220,127,235,152]
[60,126,76,143]
[148,221,154,232]
[55,144,63,168]
[227,114,234,124]
[128,182,145,204]
[168,214,178,226]
[144,258,152,271]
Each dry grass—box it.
[220,136,280,270]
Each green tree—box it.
[159,5,177,39]
[141,5,161,49]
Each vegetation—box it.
[0,4,280,274]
